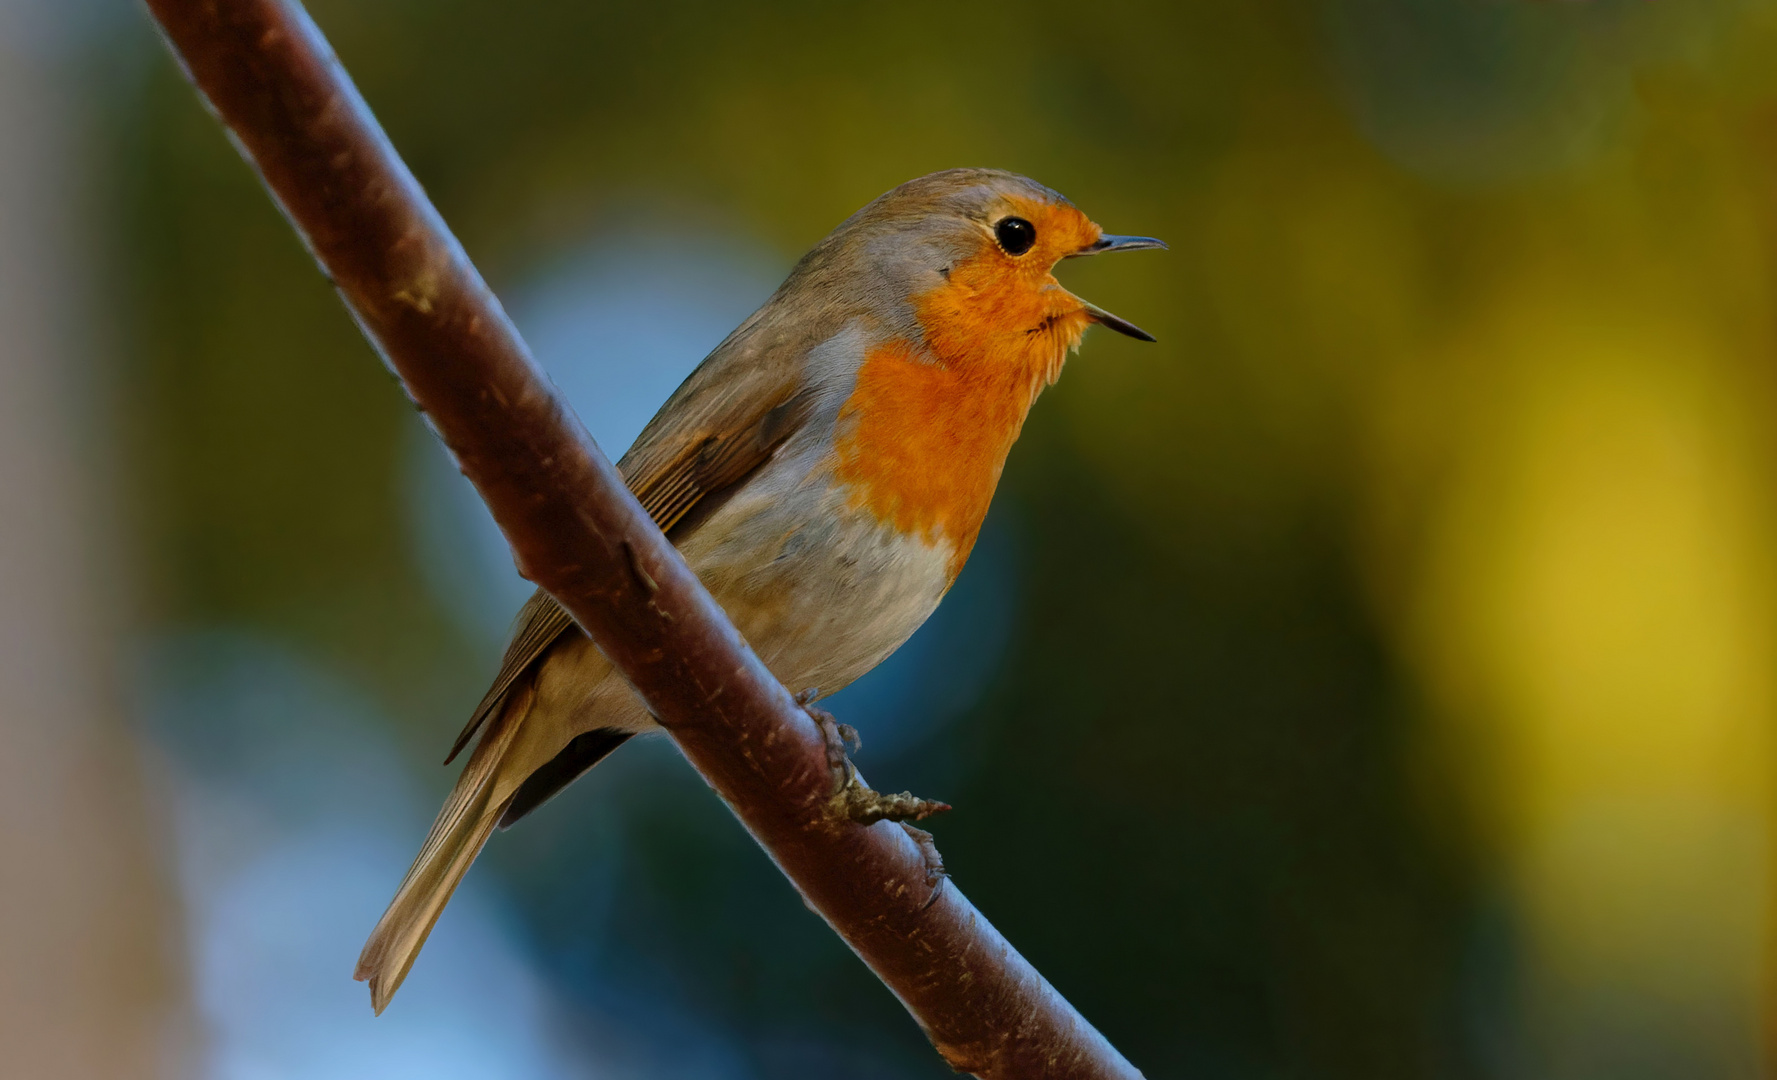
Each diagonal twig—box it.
[142,2,1143,1076]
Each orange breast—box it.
[831,244,1092,579]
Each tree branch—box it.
[143,2,1143,1075]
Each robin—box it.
[355,167,1163,1012]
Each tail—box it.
[354,679,536,1014]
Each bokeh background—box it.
[5,0,1777,1076]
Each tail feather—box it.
[354,680,535,1014]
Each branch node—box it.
[621,539,659,595]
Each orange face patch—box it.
[831,197,1102,578]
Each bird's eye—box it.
[995,217,1036,256]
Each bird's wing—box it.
[442,302,832,764]
[443,588,576,763]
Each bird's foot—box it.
[801,696,951,826]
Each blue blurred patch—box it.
[404,224,783,647]
[136,631,577,1078]
[135,630,752,1079]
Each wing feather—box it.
[441,303,836,764]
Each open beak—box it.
[1068,234,1166,342]
[1083,301,1157,342]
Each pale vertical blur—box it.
[0,1,189,1076]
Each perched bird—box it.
[355,168,1162,1012]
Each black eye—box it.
[995,216,1036,256]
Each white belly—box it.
[527,457,955,748]
[686,486,954,699]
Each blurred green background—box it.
[4,0,1777,1077]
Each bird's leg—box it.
[797,693,951,826]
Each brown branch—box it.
[142,2,1144,1076]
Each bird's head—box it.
[808,168,1163,379]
